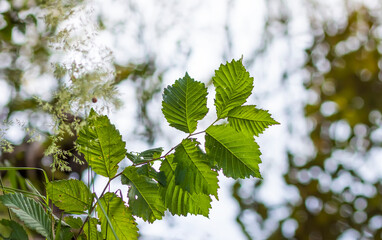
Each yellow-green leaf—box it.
[77,109,126,178]
[213,58,254,118]
[228,105,279,136]
[97,193,138,240]
[83,218,103,240]
[173,139,219,198]
[160,155,212,217]
[46,179,93,213]
[205,125,262,179]
[122,166,166,223]
[162,73,208,133]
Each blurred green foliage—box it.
[233,3,382,240]
[0,0,162,190]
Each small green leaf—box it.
[162,73,209,133]
[46,179,93,213]
[77,109,126,178]
[122,166,166,223]
[97,193,138,240]
[55,226,73,240]
[205,125,262,179]
[228,105,279,136]
[173,139,219,197]
[0,219,28,240]
[160,155,212,217]
[64,216,83,229]
[0,193,52,239]
[213,58,254,118]
[134,164,166,186]
[126,147,163,164]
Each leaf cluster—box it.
[0,58,278,239]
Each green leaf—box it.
[205,125,262,179]
[0,193,52,239]
[173,139,219,197]
[64,216,83,229]
[96,195,119,240]
[227,105,279,136]
[55,226,73,240]
[97,193,138,240]
[121,166,166,223]
[0,219,28,240]
[136,164,166,186]
[77,109,126,178]
[160,155,212,217]
[213,58,254,118]
[162,73,209,133]
[126,147,163,164]
[121,164,166,186]
[83,218,103,240]
[46,179,93,213]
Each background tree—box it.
[0,0,163,187]
[233,1,382,239]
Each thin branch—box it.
[187,130,205,138]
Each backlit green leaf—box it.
[83,218,103,240]
[205,125,262,179]
[162,73,208,133]
[173,139,219,197]
[0,193,52,239]
[160,155,212,217]
[228,105,279,136]
[122,166,166,223]
[77,109,126,178]
[136,164,166,186]
[213,58,254,118]
[46,179,93,213]
[97,193,138,240]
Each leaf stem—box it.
[0,176,12,220]
[187,130,205,138]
